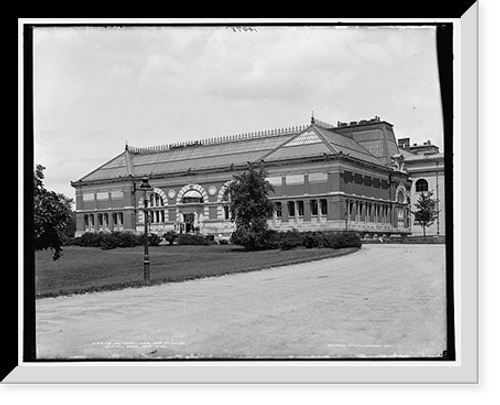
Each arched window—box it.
[149,192,165,207]
[146,192,166,224]
[415,179,429,193]
[181,189,204,204]
[397,190,406,203]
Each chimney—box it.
[398,138,410,150]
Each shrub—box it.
[218,238,229,245]
[135,233,163,247]
[230,227,258,250]
[322,231,361,249]
[301,231,324,249]
[114,231,141,247]
[261,229,281,250]
[163,231,179,245]
[80,232,99,247]
[203,235,217,245]
[147,233,163,247]
[100,233,119,250]
[278,229,303,250]
[177,233,206,245]
[230,228,280,250]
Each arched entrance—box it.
[177,188,206,234]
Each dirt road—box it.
[36,245,447,359]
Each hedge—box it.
[177,233,217,246]
[231,229,362,251]
[66,231,162,250]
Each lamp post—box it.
[139,177,153,282]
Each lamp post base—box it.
[144,257,150,282]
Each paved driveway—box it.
[36,245,447,359]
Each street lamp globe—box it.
[139,177,153,191]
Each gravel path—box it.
[36,245,447,359]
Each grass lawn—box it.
[35,244,359,298]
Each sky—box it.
[33,25,443,200]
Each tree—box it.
[34,165,74,260]
[410,191,440,237]
[225,162,275,250]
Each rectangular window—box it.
[288,201,295,217]
[111,191,124,200]
[286,175,304,184]
[266,177,282,186]
[84,214,89,227]
[103,213,109,227]
[310,200,318,216]
[343,171,354,183]
[308,172,327,182]
[96,192,109,201]
[98,213,103,227]
[224,206,230,220]
[275,202,282,218]
[320,199,328,215]
[83,193,94,202]
[297,201,304,216]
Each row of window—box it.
[148,210,166,223]
[84,212,124,230]
[274,199,328,218]
[346,200,400,224]
[83,191,124,202]
[344,200,409,227]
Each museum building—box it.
[71,115,418,238]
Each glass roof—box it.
[78,123,390,183]
[284,130,322,147]
[132,134,294,166]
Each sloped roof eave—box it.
[73,151,128,184]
